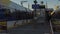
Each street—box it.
[6,21,50,34]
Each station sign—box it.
[39,5,45,9]
[32,4,40,9]
[32,4,45,9]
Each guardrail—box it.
[50,20,54,34]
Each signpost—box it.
[32,4,45,9]
[34,0,37,17]
[32,0,37,29]
[32,4,40,9]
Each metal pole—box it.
[21,1,27,7]
[28,3,30,9]
[50,20,54,34]
[33,0,37,29]
[14,9,18,27]
[25,8,28,23]
[21,1,23,7]
[35,0,37,17]
[46,1,48,8]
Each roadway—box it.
[6,23,50,34]
[0,16,50,34]
[5,16,51,34]
[0,16,60,34]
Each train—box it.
[0,8,34,30]
[0,8,34,21]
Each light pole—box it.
[46,1,48,8]
[34,0,37,16]
[41,1,44,5]
[33,0,37,29]
[28,3,30,9]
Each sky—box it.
[11,0,60,10]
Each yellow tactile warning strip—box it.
[0,21,7,31]
[0,21,7,26]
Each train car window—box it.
[0,9,6,14]
[0,9,10,14]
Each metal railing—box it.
[50,20,54,34]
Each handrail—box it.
[50,20,54,34]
